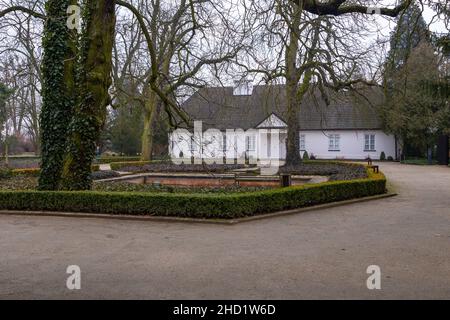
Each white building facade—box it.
[169,84,398,162]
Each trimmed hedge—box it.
[8,165,100,177]
[95,157,142,164]
[111,162,248,173]
[0,169,386,219]
[12,168,41,177]
[0,156,41,161]
[110,161,152,170]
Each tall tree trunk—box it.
[285,80,301,165]
[61,0,116,190]
[38,0,77,190]
[284,3,302,166]
[4,140,8,167]
[140,53,169,161]
[140,90,158,161]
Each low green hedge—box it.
[0,170,386,219]
[11,168,41,177]
[0,156,41,161]
[95,157,142,164]
[400,159,438,165]
[110,161,154,170]
[7,165,100,177]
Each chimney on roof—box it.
[233,79,253,96]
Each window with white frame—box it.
[299,134,306,151]
[364,134,375,151]
[222,134,227,152]
[328,134,340,151]
[246,135,256,151]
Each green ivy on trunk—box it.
[38,0,77,190]
[60,0,116,190]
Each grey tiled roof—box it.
[181,84,384,130]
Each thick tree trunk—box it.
[285,81,301,165]
[140,91,158,161]
[140,52,169,161]
[284,4,302,166]
[38,0,77,190]
[61,0,116,190]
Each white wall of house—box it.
[169,129,396,162]
[170,128,259,163]
[298,130,396,160]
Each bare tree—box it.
[0,0,43,153]
[116,0,246,160]
[239,0,447,165]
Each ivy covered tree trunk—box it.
[60,0,116,190]
[38,0,77,190]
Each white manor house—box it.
[169,83,398,162]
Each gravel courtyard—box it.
[0,162,449,299]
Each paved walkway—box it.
[0,163,449,299]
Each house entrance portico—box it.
[256,113,288,161]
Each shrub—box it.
[387,156,394,161]
[302,151,309,160]
[309,153,316,160]
[0,169,386,219]
[380,152,386,161]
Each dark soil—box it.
[280,162,368,181]
[119,163,248,174]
